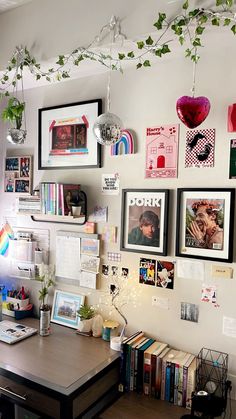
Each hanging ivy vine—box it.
[0,0,235,97]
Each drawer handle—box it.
[0,385,27,401]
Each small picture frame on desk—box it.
[51,290,85,329]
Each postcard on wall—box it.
[201,284,219,307]
[80,254,100,273]
[156,260,174,289]
[229,139,236,179]
[81,238,100,256]
[88,206,108,222]
[101,173,120,195]
[223,316,236,338]
[101,225,117,243]
[181,302,199,323]
[185,129,215,168]
[80,271,97,289]
[4,156,32,193]
[145,124,179,178]
[139,258,156,286]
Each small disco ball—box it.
[7,128,27,144]
[93,112,123,145]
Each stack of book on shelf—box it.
[119,331,196,410]
[40,182,82,216]
[17,196,41,214]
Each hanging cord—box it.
[191,47,197,98]
[21,68,27,132]
[106,16,117,113]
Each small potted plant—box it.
[1,96,26,144]
[77,304,95,334]
[37,264,55,336]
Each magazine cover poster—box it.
[139,258,156,286]
[185,198,224,251]
[229,139,236,179]
[122,190,168,255]
[145,124,179,179]
[50,120,88,156]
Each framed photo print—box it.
[176,188,235,262]
[120,189,169,255]
[38,99,102,170]
[4,156,32,193]
[51,290,85,329]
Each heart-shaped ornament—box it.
[176,96,211,129]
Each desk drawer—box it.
[0,375,60,418]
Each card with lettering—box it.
[101,173,120,195]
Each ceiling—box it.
[0,0,34,13]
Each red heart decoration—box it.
[176,95,211,129]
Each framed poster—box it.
[176,188,235,262]
[120,189,169,256]
[51,290,85,329]
[38,99,102,169]
[4,156,32,193]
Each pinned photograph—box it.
[121,267,129,278]
[156,261,174,289]
[111,265,118,276]
[102,264,109,276]
[139,258,156,286]
[181,302,199,323]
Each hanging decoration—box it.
[176,42,211,129]
[227,103,236,132]
[110,129,134,155]
[93,16,124,146]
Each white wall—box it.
[0,0,236,395]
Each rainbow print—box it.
[110,129,134,156]
[0,223,14,256]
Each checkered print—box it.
[107,252,121,262]
[185,128,215,168]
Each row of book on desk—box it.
[119,331,196,410]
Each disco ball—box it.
[93,112,123,145]
[7,128,27,144]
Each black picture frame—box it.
[38,99,102,170]
[120,189,169,256]
[176,188,235,262]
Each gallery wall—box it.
[0,0,236,395]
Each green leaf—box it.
[11,57,16,65]
[36,74,41,80]
[3,75,8,81]
[56,55,65,65]
[199,15,208,24]
[226,0,233,6]
[46,76,51,82]
[182,0,189,10]
[145,36,154,45]
[231,24,236,34]
[192,37,201,47]
[127,51,135,58]
[212,17,220,26]
[177,19,186,26]
[216,0,223,5]
[196,26,205,35]
[171,24,183,35]
[185,48,191,57]
[62,71,70,78]
[137,41,144,49]
[224,18,231,26]
[118,53,125,60]
[143,60,151,67]
[179,36,185,45]
[161,44,170,54]
[16,74,22,80]
[153,12,166,30]
[189,9,200,17]
[155,49,162,57]
[136,63,142,69]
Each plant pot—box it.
[7,128,27,144]
[77,318,93,333]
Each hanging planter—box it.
[2,97,26,144]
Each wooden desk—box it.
[0,317,120,419]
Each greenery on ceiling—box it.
[0,0,235,97]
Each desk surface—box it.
[0,317,119,396]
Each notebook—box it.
[0,320,37,344]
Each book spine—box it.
[160,359,167,400]
[143,353,151,395]
[177,365,184,407]
[125,345,131,392]
[119,341,127,392]
[136,349,145,393]
[169,362,176,403]
[174,364,179,405]
[186,364,196,410]
[129,347,135,391]
[155,356,162,399]
[165,362,171,401]
[182,366,188,407]
[133,348,139,391]
[150,353,157,397]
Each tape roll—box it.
[197,390,208,396]
[110,337,123,351]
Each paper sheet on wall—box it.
[56,235,81,280]
[177,259,204,280]
[223,316,236,338]
[80,271,97,289]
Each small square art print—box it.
[156,261,174,289]
[185,128,215,168]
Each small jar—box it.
[39,304,51,336]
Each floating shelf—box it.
[30,214,86,225]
